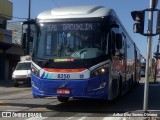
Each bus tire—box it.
[33,93,38,98]
[57,96,69,102]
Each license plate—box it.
[56,89,71,94]
[18,81,23,84]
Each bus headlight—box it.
[31,65,39,77]
[90,64,109,78]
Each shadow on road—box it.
[46,84,144,113]
[47,82,160,113]
[0,82,160,114]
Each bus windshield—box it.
[33,22,107,60]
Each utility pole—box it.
[28,0,31,19]
[143,0,155,112]
[27,0,31,55]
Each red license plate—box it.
[56,89,71,94]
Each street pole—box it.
[27,0,31,55]
[28,0,31,20]
[143,0,154,112]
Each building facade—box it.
[0,0,25,81]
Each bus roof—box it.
[37,6,116,20]
[36,5,139,52]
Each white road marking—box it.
[78,117,86,120]
[103,117,122,120]
[25,117,47,120]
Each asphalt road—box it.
[0,78,160,120]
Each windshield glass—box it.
[16,62,31,70]
[34,22,107,60]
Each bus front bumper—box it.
[31,74,109,100]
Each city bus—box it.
[28,6,141,102]
[140,58,146,77]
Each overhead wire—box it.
[0,4,28,46]
[0,13,27,20]
[7,21,24,23]
[0,1,61,46]
[1,0,60,20]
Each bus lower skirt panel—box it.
[31,74,109,100]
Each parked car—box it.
[12,61,31,87]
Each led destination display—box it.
[46,23,99,31]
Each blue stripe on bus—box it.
[31,73,109,100]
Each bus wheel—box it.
[57,97,69,102]
[33,93,38,98]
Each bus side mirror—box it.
[115,33,122,49]
[22,33,27,49]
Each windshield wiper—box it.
[42,59,53,67]
[71,49,88,60]
[71,51,81,59]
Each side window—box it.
[121,33,126,49]
[111,31,116,54]
[120,33,126,57]
[46,33,52,55]
[110,26,119,55]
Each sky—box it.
[9,0,160,57]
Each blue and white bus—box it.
[140,58,146,77]
[28,6,141,102]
